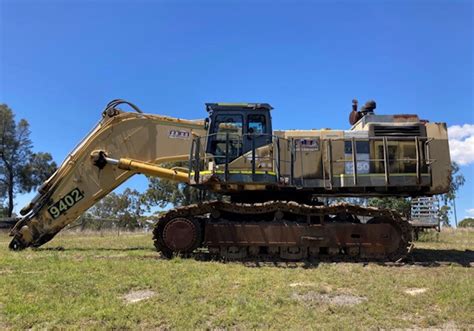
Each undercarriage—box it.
[153,201,413,262]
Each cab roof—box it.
[205,103,273,113]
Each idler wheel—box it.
[162,218,201,254]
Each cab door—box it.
[206,113,244,164]
[243,113,272,154]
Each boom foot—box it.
[9,236,27,251]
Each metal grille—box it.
[373,125,423,137]
[410,197,440,227]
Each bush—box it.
[417,230,440,242]
[458,218,474,228]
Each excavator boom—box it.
[9,101,206,250]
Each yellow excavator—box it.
[9,99,451,261]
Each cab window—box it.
[248,114,266,135]
[215,114,243,137]
[210,114,243,162]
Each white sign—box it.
[169,130,190,139]
[295,138,320,151]
[345,153,370,174]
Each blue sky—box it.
[1,0,473,222]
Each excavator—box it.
[9,99,451,261]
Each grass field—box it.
[0,229,473,329]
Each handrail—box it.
[290,138,295,186]
[225,132,230,181]
[328,140,333,189]
[275,136,281,181]
[251,134,256,181]
[351,137,358,186]
[189,133,433,188]
[383,137,390,185]
[415,136,421,185]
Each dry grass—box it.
[0,229,472,329]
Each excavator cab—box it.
[205,103,273,164]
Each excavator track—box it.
[153,201,413,262]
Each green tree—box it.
[458,218,474,228]
[115,188,146,229]
[440,162,465,226]
[0,204,7,217]
[143,161,220,210]
[85,189,145,230]
[144,178,185,208]
[0,192,6,216]
[0,104,57,217]
[438,205,451,227]
[86,192,121,229]
[144,177,219,210]
[368,197,412,217]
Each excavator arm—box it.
[9,100,207,250]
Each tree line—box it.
[70,179,220,230]
[0,103,469,228]
[0,104,56,217]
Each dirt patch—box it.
[289,282,317,288]
[94,254,128,259]
[404,288,427,296]
[289,283,333,294]
[437,321,458,330]
[21,271,44,274]
[122,290,156,304]
[400,313,424,325]
[292,291,367,306]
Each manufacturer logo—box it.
[169,130,190,139]
[295,138,320,151]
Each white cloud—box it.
[448,124,474,140]
[466,208,474,217]
[448,124,474,166]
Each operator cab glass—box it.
[212,114,243,161]
[205,103,273,164]
[248,114,266,135]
